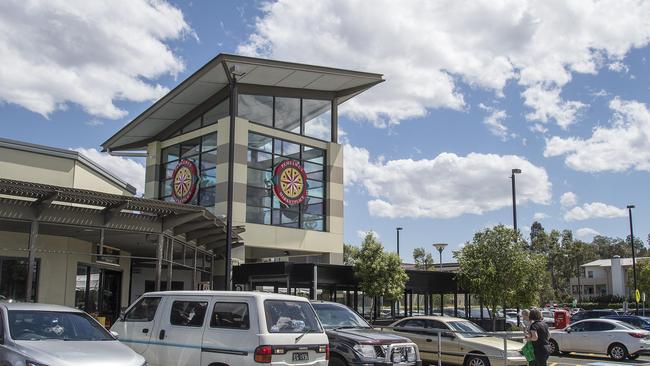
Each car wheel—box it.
[328,355,347,366]
[466,355,490,366]
[608,343,629,361]
[548,339,560,355]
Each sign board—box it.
[643,292,647,303]
[273,160,308,206]
[636,289,641,303]
[172,159,198,203]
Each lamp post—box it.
[628,205,639,313]
[433,243,448,271]
[396,227,403,257]
[511,169,522,234]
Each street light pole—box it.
[433,243,448,271]
[628,205,639,313]
[396,227,403,257]
[511,169,522,234]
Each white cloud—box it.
[545,98,650,172]
[576,227,601,239]
[533,212,548,220]
[238,0,650,129]
[563,202,626,221]
[560,192,578,208]
[479,103,511,140]
[0,0,192,119]
[73,148,145,195]
[344,145,552,219]
[357,230,380,240]
[85,120,104,127]
[608,61,629,73]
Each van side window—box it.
[170,301,208,327]
[125,297,161,322]
[210,302,250,329]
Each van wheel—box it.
[329,355,347,366]
[608,343,629,361]
[465,355,490,366]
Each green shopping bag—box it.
[522,341,535,362]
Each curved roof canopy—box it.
[103,53,383,152]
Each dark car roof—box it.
[604,315,650,320]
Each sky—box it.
[2,0,650,263]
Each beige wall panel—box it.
[328,182,344,202]
[327,216,344,235]
[239,223,343,255]
[327,142,343,168]
[0,147,74,187]
[73,163,128,195]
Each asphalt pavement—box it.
[549,353,650,365]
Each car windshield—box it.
[447,321,487,338]
[312,303,371,330]
[264,300,323,334]
[8,310,113,341]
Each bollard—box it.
[503,332,508,366]
[438,331,442,366]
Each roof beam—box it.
[197,234,228,246]
[173,219,215,236]
[102,200,130,225]
[186,228,224,241]
[31,192,58,219]
[163,211,205,231]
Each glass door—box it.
[75,264,122,327]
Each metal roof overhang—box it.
[102,53,384,152]
[0,178,244,253]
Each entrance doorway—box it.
[75,264,122,327]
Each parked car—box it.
[0,302,146,366]
[570,309,618,323]
[385,316,527,366]
[541,310,555,327]
[112,291,329,366]
[549,318,650,360]
[311,301,420,365]
[603,315,650,331]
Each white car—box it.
[549,318,650,360]
[541,310,555,327]
[111,291,329,366]
[0,302,146,366]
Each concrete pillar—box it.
[26,220,39,302]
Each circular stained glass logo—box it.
[273,160,308,206]
[171,159,198,204]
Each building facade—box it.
[569,256,650,298]
[102,54,383,288]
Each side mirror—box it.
[110,330,119,339]
[565,327,571,333]
[442,331,455,339]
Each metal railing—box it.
[378,325,527,366]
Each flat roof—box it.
[0,137,137,195]
[103,53,383,152]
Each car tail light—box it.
[255,345,273,363]
[317,344,330,360]
[629,332,646,338]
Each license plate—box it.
[292,352,309,361]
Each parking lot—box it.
[549,353,650,365]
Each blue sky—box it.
[2,0,650,263]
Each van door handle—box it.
[159,330,166,340]
[426,339,433,342]
[142,328,149,334]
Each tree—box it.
[637,260,650,300]
[353,232,409,320]
[343,243,358,266]
[455,224,546,330]
[412,247,434,270]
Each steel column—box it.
[224,70,239,291]
[25,220,39,302]
[155,234,164,292]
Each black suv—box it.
[570,309,617,323]
[311,301,421,366]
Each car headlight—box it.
[505,350,523,358]
[353,344,379,359]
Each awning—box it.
[102,53,384,152]
[0,178,243,252]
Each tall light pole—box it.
[511,169,522,234]
[628,205,639,313]
[396,227,403,257]
[433,243,448,271]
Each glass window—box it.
[203,98,229,126]
[247,206,271,225]
[8,311,113,341]
[210,302,250,329]
[275,140,300,158]
[248,132,273,152]
[161,145,180,164]
[0,257,38,302]
[399,319,426,328]
[182,117,201,134]
[312,303,370,330]
[303,99,331,141]
[264,300,322,333]
[248,150,273,170]
[181,138,201,158]
[202,134,217,152]
[125,297,161,322]
[274,97,301,133]
[170,301,208,327]
[238,94,273,126]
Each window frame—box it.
[209,302,251,330]
[169,300,209,328]
[124,297,162,323]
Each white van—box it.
[111,291,329,366]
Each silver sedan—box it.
[0,302,146,366]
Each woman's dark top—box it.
[530,320,550,354]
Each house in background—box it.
[569,256,650,298]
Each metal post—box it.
[511,170,520,234]
[628,205,639,312]
[437,331,442,366]
[331,98,338,143]
[99,228,105,258]
[313,265,318,300]
[193,248,198,290]
[167,238,173,287]
[209,255,214,290]
[25,220,39,302]
[224,71,238,291]
[155,234,164,292]
[454,293,458,317]
[503,333,508,366]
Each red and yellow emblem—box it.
[273,160,308,206]
[171,159,198,204]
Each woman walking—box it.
[525,309,551,366]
